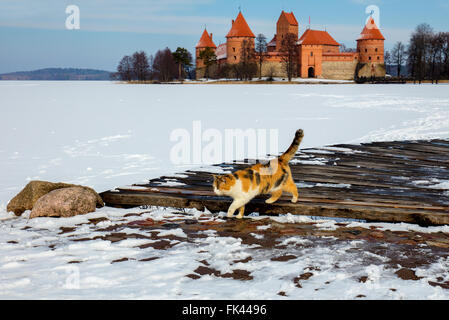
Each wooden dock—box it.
[100,139,449,226]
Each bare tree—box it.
[256,34,267,79]
[237,39,257,81]
[116,55,134,81]
[153,48,177,82]
[443,32,449,79]
[392,42,406,77]
[132,51,151,81]
[384,50,391,65]
[429,32,445,83]
[407,23,433,83]
[340,44,356,53]
[280,33,298,81]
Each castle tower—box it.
[297,29,340,78]
[195,28,217,70]
[276,11,299,52]
[356,17,385,64]
[225,11,255,64]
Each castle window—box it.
[377,56,380,60]
[369,56,372,60]
[365,49,368,53]
[233,47,236,52]
[311,52,313,57]
[234,56,237,60]
[375,48,378,52]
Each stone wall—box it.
[357,63,386,78]
[260,61,287,78]
[321,60,358,80]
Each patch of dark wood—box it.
[100,139,449,226]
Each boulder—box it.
[30,187,99,218]
[7,180,104,216]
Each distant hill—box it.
[0,68,113,80]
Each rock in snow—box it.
[7,180,104,216]
[30,186,99,218]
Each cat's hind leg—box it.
[283,178,299,203]
[265,189,283,204]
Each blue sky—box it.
[0,0,448,73]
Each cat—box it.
[212,129,304,219]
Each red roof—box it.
[358,17,385,41]
[298,29,340,46]
[226,12,255,38]
[280,11,298,26]
[196,29,216,48]
[267,35,276,47]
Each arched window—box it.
[310,52,313,57]
[375,48,378,52]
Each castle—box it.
[195,11,386,80]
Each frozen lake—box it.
[1,81,449,206]
[1,81,449,299]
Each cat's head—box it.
[212,174,235,195]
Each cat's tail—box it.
[279,129,304,164]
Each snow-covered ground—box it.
[1,81,449,299]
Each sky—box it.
[0,0,448,73]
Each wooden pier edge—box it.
[100,190,449,226]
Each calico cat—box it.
[213,129,304,219]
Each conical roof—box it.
[358,17,385,41]
[298,29,340,46]
[226,12,255,38]
[196,29,217,48]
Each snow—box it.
[1,81,449,299]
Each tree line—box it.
[113,47,193,82]
[385,23,449,83]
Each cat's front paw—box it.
[291,197,298,203]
